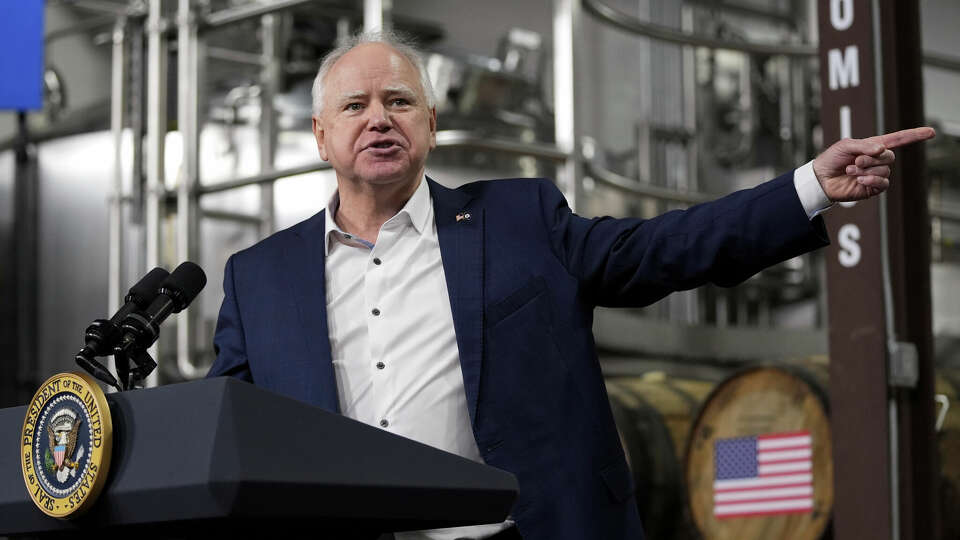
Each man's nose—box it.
[366,102,392,131]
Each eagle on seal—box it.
[46,410,83,472]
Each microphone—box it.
[117,261,207,355]
[77,267,170,359]
[117,267,172,320]
[75,267,170,390]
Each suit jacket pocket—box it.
[485,276,548,328]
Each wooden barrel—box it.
[685,360,833,540]
[606,372,715,540]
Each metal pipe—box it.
[553,0,584,212]
[870,0,899,536]
[434,130,568,161]
[175,0,203,380]
[129,18,146,224]
[202,209,264,224]
[363,0,392,32]
[682,0,796,25]
[206,46,263,66]
[582,0,817,57]
[923,51,960,73]
[585,161,714,204]
[681,5,698,193]
[45,14,115,44]
[889,398,901,540]
[108,16,127,383]
[203,0,314,29]
[364,0,382,32]
[199,161,333,194]
[13,115,40,398]
[930,203,960,222]
[259,13,281,239]
[336,16,351,46]
[60,0,137,16]
[145,0,166,387]
[585,0,956,73]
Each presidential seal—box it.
[20,372,112,518]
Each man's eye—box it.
[345,103,363,111]
[391,98,409,106]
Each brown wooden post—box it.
[819,1,937,539]
[877,1,939,539]
[818,0,890,538]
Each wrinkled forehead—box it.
[324,43,425,102]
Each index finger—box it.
[870,127,936,150]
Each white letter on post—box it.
[829,46,860,90]
[838,223,862,268]
[839,105,852,139]
[831,0,854,30]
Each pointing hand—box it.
[812,127,936,202]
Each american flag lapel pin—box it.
[456,212,471,222]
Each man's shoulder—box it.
[230,210,324,267]
[430,176,562,203]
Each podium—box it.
[0,377,518,538]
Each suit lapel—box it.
[285,211,340,413]
[429,179,484,426]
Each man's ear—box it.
[312,116,328,161]
[429,107,437,149]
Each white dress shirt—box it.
[324,177,512,540]
[323,167,830,540]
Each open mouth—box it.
[368,141,398,149]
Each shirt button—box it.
[376,362,385,370]
[373,257,382,265]
[372,308,381,316]
[380,419,389,428]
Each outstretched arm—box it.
[539,173,829,307]
[541,127,935,307]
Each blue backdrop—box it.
[0,0,45,111]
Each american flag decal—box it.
[713,430,813,519]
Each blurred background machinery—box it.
[1,0,960,538]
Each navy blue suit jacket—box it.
[208,173,829,539]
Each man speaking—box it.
[207,31,934,540]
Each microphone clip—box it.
[113,347,157,391]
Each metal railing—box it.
[584,160,715,205]
[203,0,314,28]
[582,0,960,72]
[582,0,817,57]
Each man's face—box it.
[313,43,437,188]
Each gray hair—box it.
[311,30,436,118]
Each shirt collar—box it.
[324,175,431,255]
